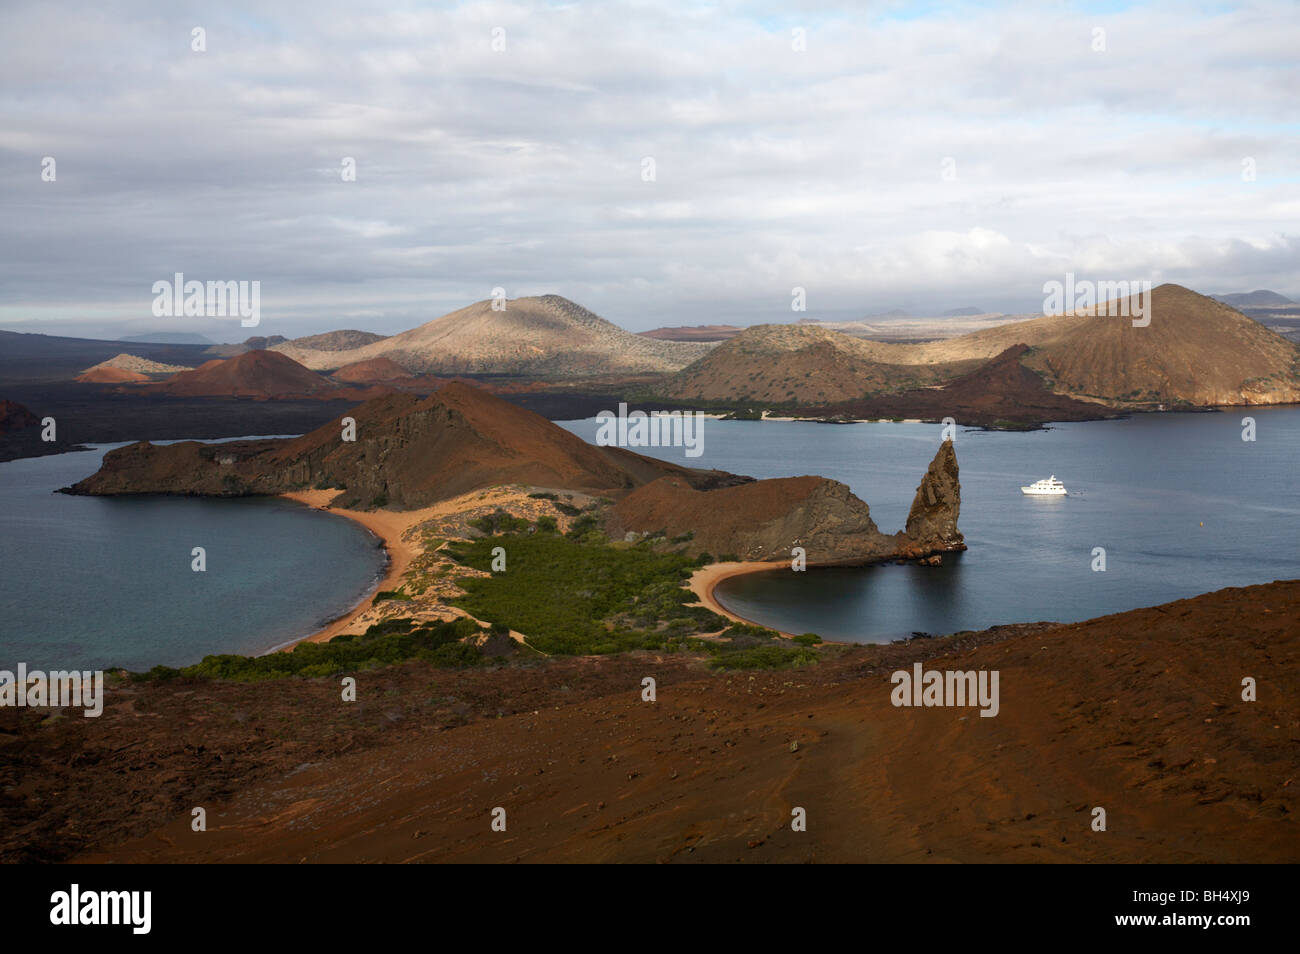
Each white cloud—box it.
[0,0,1297,339]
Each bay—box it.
[0,440,386,671]
[561,408,1300,642]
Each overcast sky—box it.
[1,0,1297,342]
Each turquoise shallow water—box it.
[0,440,386,671]
[560,408,1300,642]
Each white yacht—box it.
[1021,475,1067,496]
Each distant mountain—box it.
[76,366,150,384]
[638,324,744,342]
[921,283,1300,406]
[144,350,338,399]
[271,295,713,377]
[832,308,914,320]
[291,330,389,351]
[119,332,216,345]
[1214,290,1295,307]
[797,345,1112,427]
[204,330,387,364]
[658,324,980,404]
[204,335,290,358]
[941,306,986,317]
[331,357,420,384]
[79,353,191,376]
[0,330,213,385]
[660,285,1300,409]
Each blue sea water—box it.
[0,440,386,671]
[2,409,1295,670]
[560,408,1300,642]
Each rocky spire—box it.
[905,438,964,551]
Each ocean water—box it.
[560,408,1300,642]
[4,410,1296,671]
[0,441,387,671]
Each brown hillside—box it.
[272,295,714,377]
[331,356,420,384]
[662,284,1300,409]
[68,382,741,508]
[800,345,1112,426]
[144,350,338,399]
[37,580,1299,864]
[612,474,898,563]
[76,366,150,384]
[0,400,39,435]
[267,383,741,506]
[78,353,192,378]
[904,283,1300,406]
[660,324,979,404]
[639,324,744,342]
[290,329,389,351]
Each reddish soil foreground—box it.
[3,582,1296,864]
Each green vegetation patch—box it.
[704,644,818,670]
[446,532,726,655]
[469,509,533,535]
[135,616,486,682]
[642,624,817,670]
[701,624,819,670]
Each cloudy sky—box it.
[2,0,1297,341]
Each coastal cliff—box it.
[611,438,965,564]
[904,438,965,552]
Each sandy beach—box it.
[688,560,790,631]
[284,494,797,648]
[279,490,434,647]
[278,486,570,649]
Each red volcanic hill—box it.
[331,357,420,385]
[68,382,741,506]
[145,350,338,399]
[77,366,150,384]
[268,382,739,505]
[0,399,39,435]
